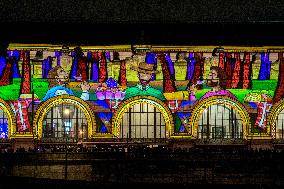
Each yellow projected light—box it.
[112,96,174,138]
[33,95,96,139]
[268,99,284,139]
[189,96,252,139]
[0,98,17,138]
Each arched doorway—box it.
[33,95,96,141]
[112,96,174,142]
[189,96,251,140]
[269,99,284,139]
[0,98,16,139]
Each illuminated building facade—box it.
[1,44,284,149]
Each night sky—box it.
[0,0,284,47]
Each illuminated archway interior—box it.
[190,96,251,139]
[113,96,174,140]
[119,102,166,139]
[0,107,9,139]
[274,110,284,139]
[42,103,88,140]
[196,103,243,139]
[34,95,96,140]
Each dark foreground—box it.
[1,145,284,188]
[0,176,279,189]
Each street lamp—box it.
[62,106,72,180]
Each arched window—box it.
[119,103,166,139]
[0,108,8,138]
[269,99,284,139]
[34,95,96,141]
[0,98,16,139]
[42,103,88,140]
[197,103,243,139]
[274,111,284,139]
[189,96,251,140]
[113,96,174,142]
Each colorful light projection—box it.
[189,96,256,139]
[112,96,174,139]
[0,98,17,138]
[268,98,284,139]
[1,44,284,141]
[33,95,96,139]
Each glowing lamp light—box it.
[64,108,70,115]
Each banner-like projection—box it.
[1,44,284,142]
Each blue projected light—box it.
[259,53,271,80]
[105,51,111,61]
[176,112,191,119]
[106,77,118,89]
[266,53,271,80]
[97,112,112,120]
[166,53,175,78]
[179,125,186,132]
[95,100,110,109]
[0,56,6,76]
[187,53,195,80]
[91,60,99,82]
[100,124,107,133]
[42,58,52,79]
[13,50,20,61]
[55,51,62,66]
[180,100,195,107]
[97,112,112,133]
[176,112,190,132]
[145,52,156,64]
[12,60,21,78]
[70,56,77,80]
[145,52,157,80]
[0,122,8,139]
[87,51,92,62]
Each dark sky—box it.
[1,0,284,24]
[1,0,284,46]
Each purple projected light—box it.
[166,53,174,77]
[186,52,195,80]
[106,77,118,89]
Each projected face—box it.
[206,69,219,87]
[138,72,152,86]
[55,67,69,86]
[187,83,197,94]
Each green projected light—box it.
[0,44,283,141]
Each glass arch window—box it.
[197,103,243,139]
[274,111,284,139]
[42,103,88,140]
[0,108,8,139]
[119,103,166,140]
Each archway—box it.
[0,98,16,138]
[33,95,96,140]
[268,99,284,139]
[112,96,174,141]
[189,96,251,139]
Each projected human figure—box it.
[187,66,240,139]
[189,66,236,103]
[43,66,90,101]
[124,61,166,101]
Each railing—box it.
[195,138,246,145]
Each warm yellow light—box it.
[79,130,83,135]
[64,108,70,115]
